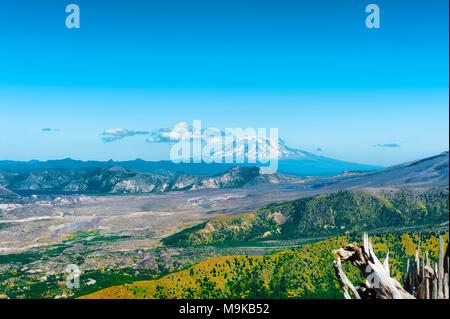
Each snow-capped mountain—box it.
[208,136,319,162]
[199,136,383,176]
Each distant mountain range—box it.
[0,166,298,195]
[0,152,447,195]
[0,140,382,177]
[0,152,449,196]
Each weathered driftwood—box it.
[333,233,415,299]
[404,235,449,299]
[333,257,361,299]
[333,233,449,299]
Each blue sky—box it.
[0,0,448,166]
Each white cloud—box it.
[42,128,60,132]
[370,143,400,148]
[101,128,149,143]
[146,122,195,143]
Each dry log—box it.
[333,233,415,299]
[333,257,361,299]
[334,233,448,299]
[438,236,445,299]
[432,263,438,299]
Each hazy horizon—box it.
[1,148,449,169]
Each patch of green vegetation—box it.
[0,251,41,265]
[44,245,68,256]
[64,230,100,242]
[60,230,133,246]
[0,223,12,231]
[88,234,132,242]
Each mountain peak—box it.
[209,137,319,162]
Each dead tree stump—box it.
[333,233,449,299]
[333,233,414,299]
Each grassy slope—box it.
[162,189,449,246]
[80,231,448,299]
